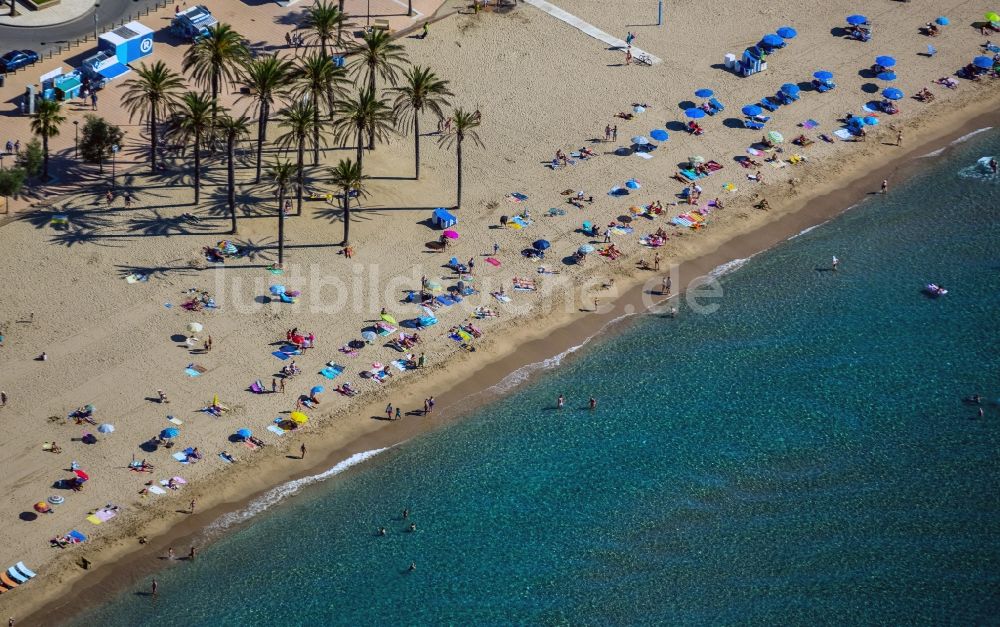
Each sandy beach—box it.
[1,0,999,621]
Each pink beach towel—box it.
[486,257,501,267]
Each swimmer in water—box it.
[990,158,998,174]
[408,523,416,532]
[378,527,387,536]
[408,562,416,572]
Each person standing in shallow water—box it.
[589,397,597,410]
[557,394,564,409]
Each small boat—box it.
[925,283,948,297]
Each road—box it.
[0,0,165,57]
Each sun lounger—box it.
[15,563,36,579]
[172,452,189,463]
[1,572,19,589]
[743,118,765,130]
[760,97,780,111]
[7,567,28,584]
[320,365,343,379]
[266,425,285,436]
[708,97,725,113]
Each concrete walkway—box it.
[522,0,661,65]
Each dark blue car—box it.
[0,50,40,73]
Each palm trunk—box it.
[407,0,412,16]
[277,187,285,265]
[193,130,202,204]
[42,135,49,181]
[356,127,364,170]
[321,37,328,58]
[149,107,158,174]
[227,133,237,233]
[337,0,345,45]
[211,69,219,122]
[455,138,463,207]
[341,192,350,245]
[312,104,321,165]
[255,104,268,183]
[413,112,420,179]
[295,138,304,216]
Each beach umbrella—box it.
[650,129,669,141]
[813,70,834,81]
[74,469,89,481]
[761,34,783,47]
[310,385,324,396]
[846,14,868,25]
[694,88,714,98]
[532,239,551,251]
[290,411,309,425]
[877,72,897,82]
[236,428,252,439]
[684,108,706,119]
[742,104,763,117]
[85,404,95,413]
[767,131,784,144]
[780,83,800,96]
[776,26,797,39]
[186,322,203,334]
[688,155,706,164]
[578,244,595,255]
[160,427,179,439]
[361,330,376,343]
[268,285,285,296]
[34,502,51,513]
[936,16,949,26]
[631,135,650,145]
[987,12,999,23]
[883,87,904,100]
[625,179,641,189]
[863,116,879,126]
[633,105,645,113]
[380,313,397,325]
[421,305,435,319]
[97,423,114,434]
[442,229,459,239]
[875,55,896,68]
[47,495,64,505]
[973,56,994,69]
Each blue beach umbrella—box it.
[625,179,641,190]
[578,244,595,255]
[310,385,324,395]
[973,56,994,69]
[863,116,879,126]
[780,83,800,95]
[685,108,706,119]
[883,87,904,100]
[776,26,797,39]
[875,55,896,68]
[236,428,252,439]
[813,70,834,81]
[935,16,949,26]
[761,34,783,47]
[846,14,868,25]
[694,88,714,98]
[742,104,763,117]
[532,239,551,251]
[650,129,669,141]
[160,428,179,439]
[269,285,286,295]
[877,72,897,81]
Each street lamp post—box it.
[73,120,79,159]
[93,3,100,40]
[111,144,119,189]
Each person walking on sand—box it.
[395,407,402,420]
[386,403,393,420]
[157,389,169,404]
[881,179,888,194]
[280,378,286,394]
[593,298,600,312]
[271,378,277,393]
[662,276,672,296]
[896,130,903,147]
[625,47,633,65]
[1,391,7,407]
[427,397,435,413]
[612,125,617,142]
[205,336,212,352]
[189,499,196,514]
[300,443,306,459]
[604,124,612,141]
[167,547,176,560]
[557,394,565,409]
[91,92,98,110]
[654,253,661,271]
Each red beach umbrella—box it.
[74,469,89,481]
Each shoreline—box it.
[27,90,1000,626]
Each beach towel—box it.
[505,192,528,203]
[705,161,723,172]
[172,452,189,463]
[320,365,343,379]
[67,530,87,543]
[244,440,259,450]
[86,514,102,525]
[802,119,819,129]
[185,367,203,377]
[486,257,501,267]
[511,216,531,228]
[168,416,183,426]
[267,425,285,436]
[634,152,653,160]
[272,350,292,360]
[148,485,166,495]
[96,508,117,522]
[125,273,148,284]
[219,453,234,463]
[436,295,456,306]
[250,380,265,393]
[392,359,408,371]
[833,128,853,140]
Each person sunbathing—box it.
[569,197,584,208]
[694,163,709,176]
[248,437,265,448]
[687,121,704,134]
[220,451,235,463]
[615,111,634,120]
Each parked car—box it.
[0,49,40,73]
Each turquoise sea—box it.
[73,129,1000,625]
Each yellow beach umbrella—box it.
[380,313,398,325]
[290,411,309,424]
[212,394,219,407]
[986,12,999,23]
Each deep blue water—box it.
[73,130,1000,625]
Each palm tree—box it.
[337,0,346,44]
[328,158,367,245]
[302,0,347,56]
[293,53,349,165]
[391,65,452,180]
[217,114,251,233]
[276,101,322,216]
[437,108,483,208]
[30,99,65,182]
[331,87,394,171]
[167,92,219,205]
[182,23,249,121]
[239,55,294,183]
[268,160,297,265]
[349,28,408,95]
[121,61,185,173]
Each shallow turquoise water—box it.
[74,130,1000,625]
